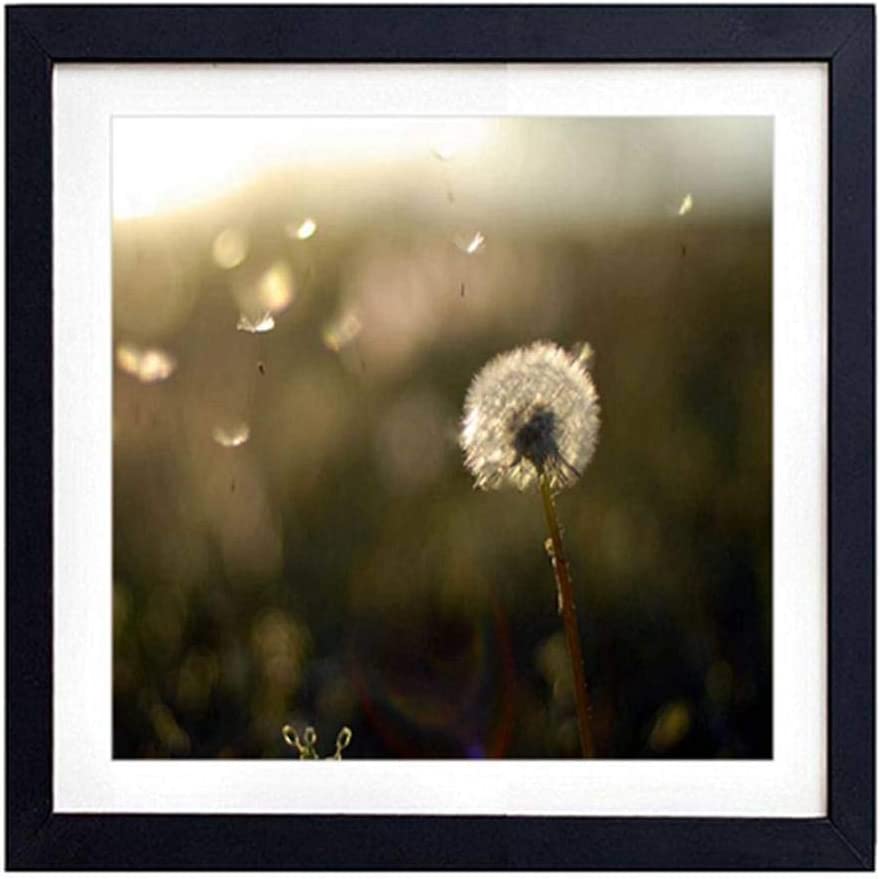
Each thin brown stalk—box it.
[539,472,595,758]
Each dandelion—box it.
[460,340,600,757]
[460,341,599,492]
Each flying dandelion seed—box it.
[677,193,694,216]
[212,422,250,448]
[115,343,177,384]
[460,341,600,492]
[287,218,317,240]
[455,231,486,255]
[236,312,275,334]
[429,120,490,161]
[432,144,456,161]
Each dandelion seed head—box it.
[460,341,600,491]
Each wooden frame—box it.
[6,5,874,869]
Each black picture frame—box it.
[6,4,875,870]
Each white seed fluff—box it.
[460,341,600,491]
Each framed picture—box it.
[7,4,874,870]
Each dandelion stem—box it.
[538,472,595,758]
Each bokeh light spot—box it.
[212,227,249,269]
[115,343,177,384]
[257,261,295,313]
[322,309,362,353]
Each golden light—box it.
[212,227,249,269]
[115,342,177,384]
[256,261,295,313]
[212,422,251,448]
[112,118,495,220]
[321,309,362,353]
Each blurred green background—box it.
[112,117,771,759]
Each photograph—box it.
[111,115,772,760]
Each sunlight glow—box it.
[256,262,295,313]
[113,118,494,220]
[212,227,249,269]
[115,343,177,384]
